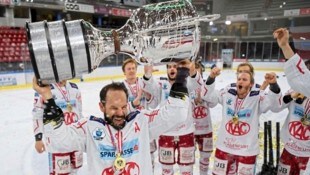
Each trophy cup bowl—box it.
[26,0,220,85]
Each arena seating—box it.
[0,27,30,63]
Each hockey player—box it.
[236,62,269,90]
[32,80,83,175]
[271,63,310,175]
[192,62,217,174]
[143,60,200,175]
[202,67,282,175]
[32,62,191,175]
[121,58,158,171]
[273,28,310,97]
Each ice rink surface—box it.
[0,69,291,175]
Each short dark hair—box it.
[100,82,128,104]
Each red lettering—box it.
[289,121,310,140]
[193,106,207,119]
[63,112,78,125]
[134,122,140,133]
[225,121,250,136]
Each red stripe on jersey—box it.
[296,58,305,74]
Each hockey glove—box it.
[43,98,64,129]
[170,67,189,99]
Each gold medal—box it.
[301,117,310,126]
[67,102,72,112]
[114,153,126,170]
[232,116,238,124]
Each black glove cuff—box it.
[283,94,293,104]
[269,83,280,94]
[43,99,64,128]
[35,133,43,141]
[206,76,215,85]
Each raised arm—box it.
[32,78,87,152]
[273,28,310,97]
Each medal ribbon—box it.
[107,125,123,155]
[125,78,139,98]
[234,98,245,117]
[304,99,310,116]
[55,83,70,102]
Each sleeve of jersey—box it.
[145,96,190,140]
[32,93,44,136]
[142,76,161,98]
[200,81,221,105]
[44,118,88,152]
[259,89,283,114]
[187,72,203,93]
[284,54,310,97]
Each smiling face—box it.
[167,63,178,81]
[123,62,137,81]
[236,72,254,99]
[99,83,129,130]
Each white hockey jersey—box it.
[123,78,157,110]
[273,90,310,157]
[142,73,202,136]
[191,84,217,135]
[43,96,189,175]
[202,82,282,156]
[32,82,83,146]
[284,54,310,97]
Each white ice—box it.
[0,70,291,175]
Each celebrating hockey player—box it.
[32,80,84,175]
[201,66,282,175]
[32,61,191,175]
[142,60,200,175]
[191,62,217,174]
[121,58,158,171]
[273,28,310,97]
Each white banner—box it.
[65,2,94,13]
[284,9,300,17]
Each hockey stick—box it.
[276,122,280,172]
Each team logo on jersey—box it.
[193,106,207,119]
[288,121,310,140]
[101,162,140,175]
[92,128,105,141]
[225,120,250,136]
[293,106,304,117]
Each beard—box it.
[104,113,127,130]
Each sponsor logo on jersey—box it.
[237,109,252,118]
[193,106,207,119]
[226,107,234,116]
[98,138,139,160]
[92,128,105,141]
[293,106,304,117]
[56,100,77,110]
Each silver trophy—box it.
[26,0,220,85]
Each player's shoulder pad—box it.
[249,90,260,97]
[89,116,106,125]
[126,111,140,122]
[255,84,261,88]
[69,82,78,89]
[159,77,168,81]
[228,89,237,96]
[50,84,55,89]
[230,83,236,87]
